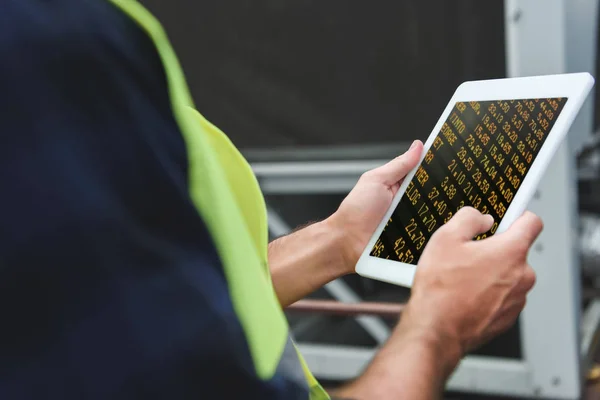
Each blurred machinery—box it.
[581,136,600,280]
[142,0,600,398]
[582,212,600,279]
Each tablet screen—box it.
[370,98,568,264]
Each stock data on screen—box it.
[370,98,567,265]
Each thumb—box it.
[494,211,543,250]
[374,140,423,187]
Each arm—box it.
[268,219,352,307]
[268,141,424,307]
[331,315,461,400]
[268,217,459,399]
[332,209,541,399]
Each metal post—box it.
[504,0,599,397]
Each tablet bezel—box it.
[355,72,595,287]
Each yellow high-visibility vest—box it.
[108,1,329,398]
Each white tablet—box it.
[355,72,595,287]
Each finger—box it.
[373,140,423,187]
[499,211,544,250]
[515,265,536,294]
[442,206,495,241]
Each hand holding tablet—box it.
[355,73,595,287]
[404,206,541,353]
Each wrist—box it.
[322,214,359,275]
[393,304,464,377]
[334,309,463,400]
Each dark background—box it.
[139,0,507,152]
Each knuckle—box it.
[434,222,455,239]
[510,236,530,256]
[458,206,486,226]
[393,154,409,167]
[511,265,536,294]
[359,170,376,182]
[523,266,537,289]
[457,206,479,218]
[445,207,477,228]
[427,230,444,246]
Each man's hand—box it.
[329,140,424,272]
[406,207,540,354]
[268,141,423,306]
[332,207,542,400]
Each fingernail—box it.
[409,140,418,150]
[486,214,495,225]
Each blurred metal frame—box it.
[255,0,600,398]
[504,0,598,398]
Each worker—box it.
[0,1,540,399]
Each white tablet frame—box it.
[355,72,594,288]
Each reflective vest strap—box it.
[295,345,330,399]
[186,106,270,274]
[107,0,288,380]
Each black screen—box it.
[371,98,568,264]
